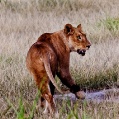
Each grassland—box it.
[0,0,119,118]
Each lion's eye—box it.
[77,36,81,40]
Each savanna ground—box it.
[0,0,119,118]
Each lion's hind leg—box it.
[34,75,55,115]
[42,83,55,115]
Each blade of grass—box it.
[28,90,41,119]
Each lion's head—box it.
[64,24,91,56]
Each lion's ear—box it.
[64,24,74,35]
[77,24,82,32]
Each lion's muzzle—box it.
[77,49,86,56]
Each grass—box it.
[0,0,119,118]
[6,90,40,119]
[3,96,119,119]
[98,17,119,36]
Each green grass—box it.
[71,64,118,90]
[4,90,40,119]
[98,17,119,35]
[2,96,119,119]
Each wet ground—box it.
[54,88,119,103]
[1,88,119,118]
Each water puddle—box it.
[54,88,119,103]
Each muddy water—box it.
[54,88,119,103]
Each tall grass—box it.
[0,0,119,118]
[70,39,119,90]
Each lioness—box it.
[26,24,91,115]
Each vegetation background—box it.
[0,0,119,118]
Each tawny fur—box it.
[26,24,91,115]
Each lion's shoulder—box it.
[37,33,52,42]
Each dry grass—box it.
[0,0,119,118]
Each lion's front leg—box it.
[57,69,85,99]
[56,69,79,91]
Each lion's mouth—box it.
[77,49,86,56]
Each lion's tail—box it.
[43,54,63,94]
